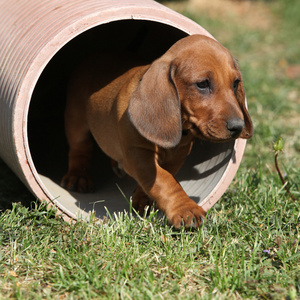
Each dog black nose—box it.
[227,118,245,138]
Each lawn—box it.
[0,0,299,299]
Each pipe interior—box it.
[28,20,234,220]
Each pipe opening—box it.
[28,20,234,220]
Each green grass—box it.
[1,0,299,299]
[1,171,299,299]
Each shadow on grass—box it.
[0,158,36,211]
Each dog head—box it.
[128,34,253,148]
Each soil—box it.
[163,0,274,30]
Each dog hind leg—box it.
[132,185,155,215]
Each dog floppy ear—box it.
[236,80,253,139]
[128,60,182,148]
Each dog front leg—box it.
[125,150,206,228]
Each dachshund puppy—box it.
[61,34,253,228]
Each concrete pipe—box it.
[0,0,247,221]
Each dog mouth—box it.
[189,123,238,143]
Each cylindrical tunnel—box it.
[0,0,247,221]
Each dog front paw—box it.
[168,203,206,229]
[61,171,93,193]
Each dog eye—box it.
[196,80,210,93]
[233,79,241,92]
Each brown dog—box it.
[61,34,253,228]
